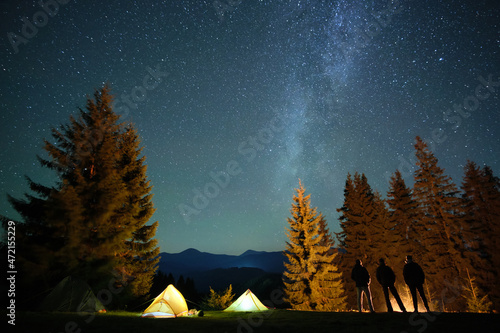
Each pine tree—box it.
[461,160,500,310]
[371,191,391,254]
[1,86,159,306]
[41,86,133,289]
[336,173,355,251]
[386,170,422,285]
[311,215,347,311]
[369,191,394,310]
[336,173,380,309]
[387,171,414,255]
[41,86,128,285]
[412,136,463,311]
[284,180,346,311]
[116,125,159,299]
[336,173,378,261]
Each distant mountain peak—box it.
[180,248,201,254]
[240,249,266,256]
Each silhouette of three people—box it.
[352,255,431,313]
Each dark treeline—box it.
[336,136,499,312]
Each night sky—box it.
[1,0,499,255]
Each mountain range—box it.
[158,248,286,293]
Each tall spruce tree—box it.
[116,125,159,299]
[369,191,395,310]
[387,170,421,258]
[336,172,381,309]
[461,160,500,310]
[412,136,463,311]
[312,214,347,311]
[41,86,132,289]
[386,169,422,297]
[283,180,346,311]
[336,173,355,251]
[388,174,420,247]
[1,86,159,305]
[336,173,378,261]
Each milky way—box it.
[1,0,499,254]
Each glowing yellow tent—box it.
[224,289,268,312]
[142,284,188,318]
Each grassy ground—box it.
[11,309,500,333]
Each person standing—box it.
[376,258,407,312]
[351,259,375,313]
[403,255,431,312]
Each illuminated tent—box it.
[224,289,268,312]
[38,276,105,313]
[142,284,189,318]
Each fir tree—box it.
[371,191,391,254]
[1,86,159,306]
[412,136,463,311]
[386,170,425,295]
[386,170,422,286]
[117,125,159,299]
[461,160,500,310]
[40,86,130,287]
[337,172,378,260]
[336,173,355,251]
[387,171,413,255]
[284,180,346,311]
[311,215,347,311]
[336,173,380,309]
[368,191,394,310]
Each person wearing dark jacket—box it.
[403,255,431,312]
[376,258,407,312]
[351,259,375,313]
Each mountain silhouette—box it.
[158,249,286,293]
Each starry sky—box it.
[1,0,499,255]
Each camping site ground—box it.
[12,310,500,333]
